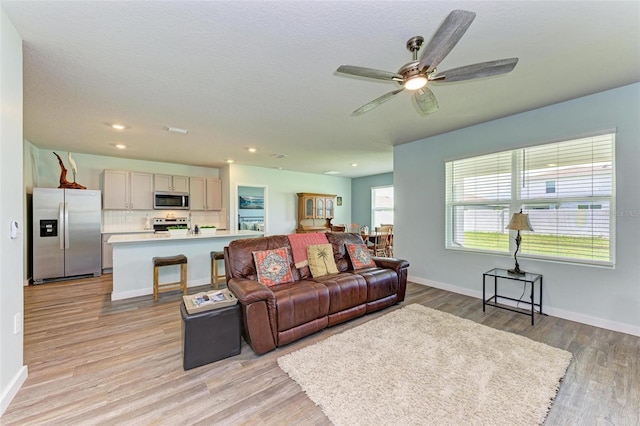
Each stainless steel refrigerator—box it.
[32,188,102,283]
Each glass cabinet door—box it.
[325,198,334,218]
[315,198,324,218]
[304,197,314,218]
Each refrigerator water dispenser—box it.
[40,219,58,237]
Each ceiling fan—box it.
[336,10,519,116]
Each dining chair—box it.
[346,223,360,233]
[380,225,393,256]
[369,225,393,257]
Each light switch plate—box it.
[14,313,22,334]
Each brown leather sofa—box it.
[224,232,410,355]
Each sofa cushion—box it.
[346,243,376,269]
[253,247,295,287]
[355,267,399,302]
[325,232,367,272]
[272,280,330,332]
[307,243,339,277]
[227,235,299,282]
[312,272,367,314]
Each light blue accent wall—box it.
[351,172,393,229]
[394,83,640,335]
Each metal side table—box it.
[483,268,543,325]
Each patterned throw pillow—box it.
[346,244,376,269]
[307,243,339,277]
[252,247,294,287]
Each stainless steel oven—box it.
[152,217,188,231]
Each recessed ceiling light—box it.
[351,163,358,167]
[166,126,189,135]
[247,147,257,153]
[115,144,126,149]
[226,159,234,164]
[323,171,340,175]
[111,123,126,130]
[271,153,287,159]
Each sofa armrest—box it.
[372,257,410,272]
[371,257,410,303]
[227,277,274,305]
[227,277,278,355]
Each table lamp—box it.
[505,209,534,275]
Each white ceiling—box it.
[3,1,639,178]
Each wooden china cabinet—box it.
[296,192,336,233]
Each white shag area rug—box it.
[277,304,572,426]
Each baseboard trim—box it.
[0,365,27,417]
[111,278,213,301]
[408,275,640,337]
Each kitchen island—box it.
[108,230,263,301]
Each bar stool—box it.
[210,251,225,289]
[152,254,188,302]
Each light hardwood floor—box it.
[3,275,639,425]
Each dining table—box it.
[360,230,393,256]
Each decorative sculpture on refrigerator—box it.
[53,152,86,189]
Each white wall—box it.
[0,8,27,416]
[228,164,351,235]
[395,83,640,336]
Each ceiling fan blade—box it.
[418,10,476,74]
[352,88,404,116]
[337,65,403,82]
[431,58,519,83]
[414,87,439,115]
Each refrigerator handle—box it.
[59,203,65,250]
[64,202,70,249]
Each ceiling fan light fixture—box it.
[404,75,428,91]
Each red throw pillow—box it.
[346,244,376,269]
[253,247,295,287]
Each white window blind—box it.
[372,186,394,228]
[445,151,512,252]
[445,133,615,266]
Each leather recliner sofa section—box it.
[224,232,410,355]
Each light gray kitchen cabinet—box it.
[102,233,114,270]
[103,170,153,210]
[155,174,189,193]
[205,178,222,210]
[189,177,222,211]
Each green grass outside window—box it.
[461,231,610,261]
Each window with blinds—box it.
[372,186,394,227]
[445,133,615,266]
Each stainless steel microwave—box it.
[154,192,190,210]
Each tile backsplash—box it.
[102,210,225,232]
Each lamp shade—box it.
[506,211,534,232]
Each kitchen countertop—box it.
[108,230,263,244]
[102,229,155,234]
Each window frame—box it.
[371,185,394,228]
[445,132,616,267]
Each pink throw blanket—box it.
[288,233,329,268]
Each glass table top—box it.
[484,267,542,282]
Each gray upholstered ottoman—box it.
[180,302,241,370]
